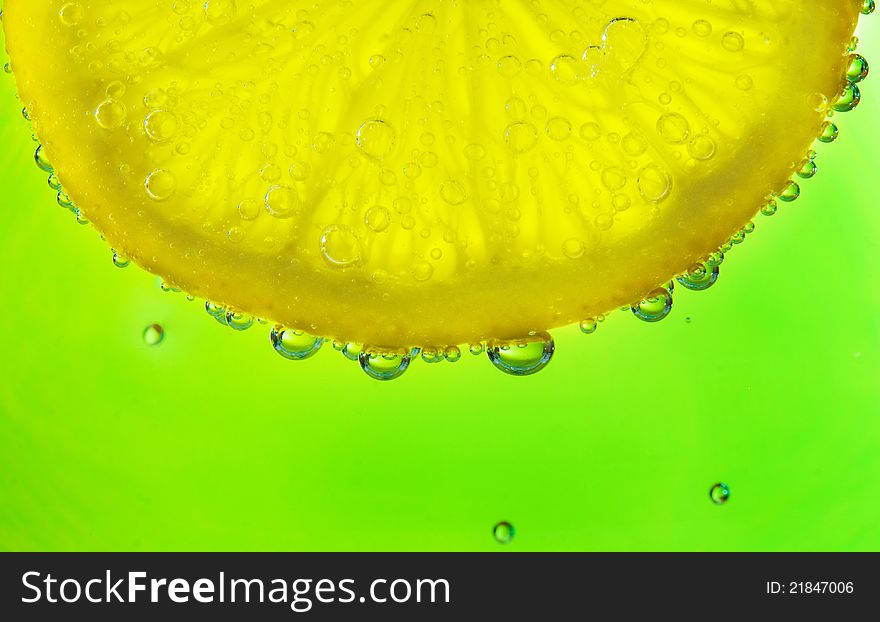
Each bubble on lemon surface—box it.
[632,287,673,322]
[270,326,324,361]
[493,521,515,544]
[320,225,362,267]
[365,206,391,233]
[359,350,412,381]
[226,311,255,331]
[637,165,672,204]
[487,334,555,377]
[657,113,690,144]
[265,185,300,218]
[144,110,179,143]
[710,483,731,505]
[58,2,85,27]
[95,99,126,130]
[144,169,176,201]
[677,264,720,291]
[602,17,647,73]
[204,0,237,26]
[505,122,538,153]
[356,120,396,159]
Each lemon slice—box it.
[2,0,867,349]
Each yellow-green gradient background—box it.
[0,18,878,552]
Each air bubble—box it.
[320,225,362,267]
[676,264,719,291]
[818,121,839,143]
[265,185,300,218]
[34,145,53,173]
[270,326,324,361]
[58,2,85,27]
[656,112,689,144]
[95,99,127,129]
[356,120,396,159]
[145,169,176,201]
[143,323,165,346]
[832,83,860,112]
[144,110,179,142]
[365,206,391,232]
[721,32,744,52]
[631,287,673,322]
[710,483,730,505]
[493,521,515,544]
[505,122,538,153]
[487,333,555,376]
[359,350,412,381]
[226,311,255,331]
[846,54,869,83]
[637,164,672,203]
[204,0,237,26]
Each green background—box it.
[1,20,878,553]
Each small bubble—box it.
[677,263,719,291]
[112,252,130,268]
[550,54,578,83]
[656,112,689,144]
[487,333,555,376]
[270,325,324,361]
[95,99,127,129]
[710,483,731,505]
[356,119,396,159]
[545,117,572,141]
[761,199,778,217]
[831,83,860,112]
[818,121,839,143]
[225,311,254,331]
[365,205,391,232]
[778,180,800,203]
[637,164,672,204]
[579,122,602,141]
[444,346,462,362]
[692,20,712,37]
[143,323,165,346]
[797,157,818,179]
[721,32,744,52]
[562,238,585,259]
[505,122,538,153]
[320,225,362,267]
[265,185,300,218]
[59,2,85,27]
[359,350,412,381]
[440,180,467,205]
[579,319,598,334]
[145,169,176,201]
[497,55,522,78]
[632,287,673,322]
[204,0,237,26]
[687,135,716,161]
[602,17,647,73]
[602,164,629,191]
[735,74,754,91]
[34,145,53,173]
[846,54,869,83]
[144,110,178,142]
[493,521,515,544]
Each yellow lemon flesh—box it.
[2,1,864,348]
